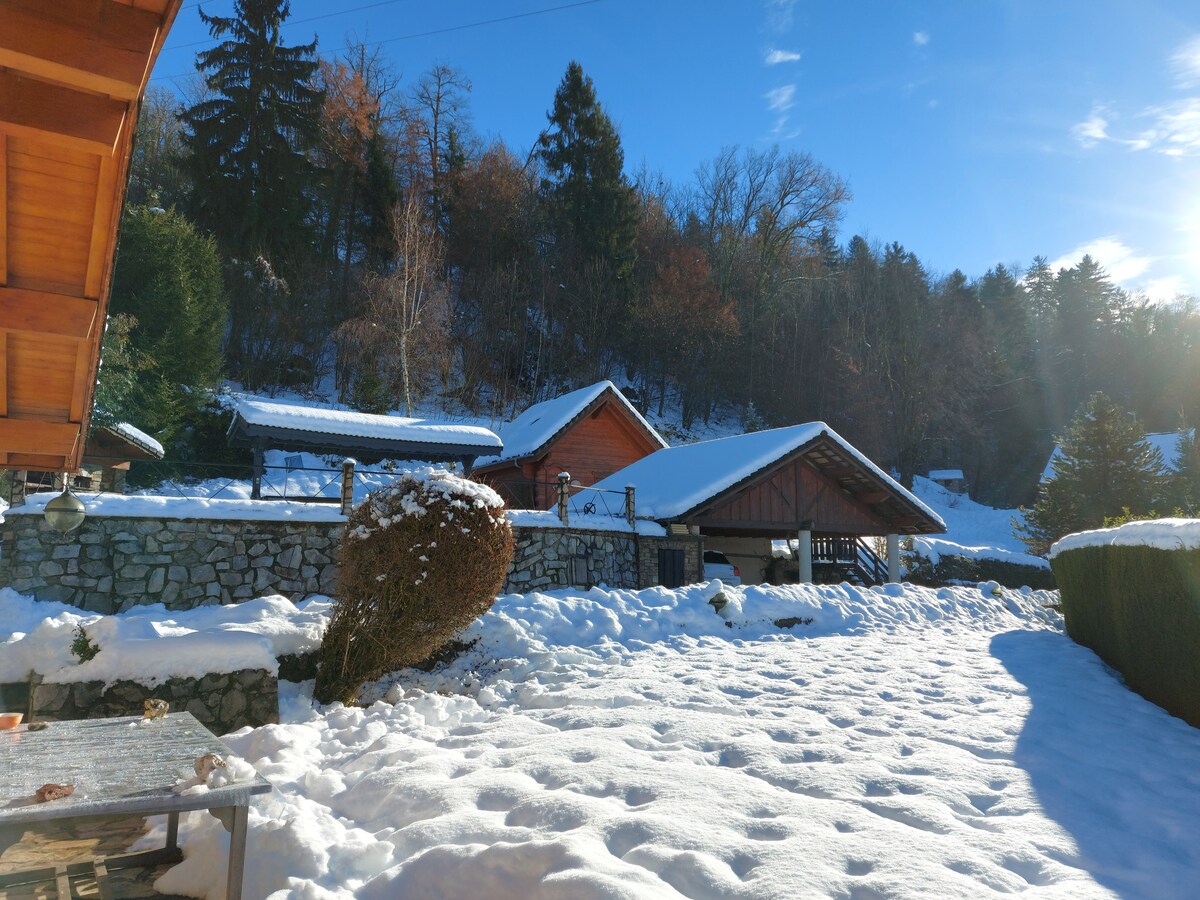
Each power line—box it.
[162,0,417,54]
[152,0,607,85]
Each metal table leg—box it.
[224,805,249,900]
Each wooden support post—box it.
[251,442,263,500]
[340,458,356,515]
[557,472,570,526]
[887,533,901,583]
[625,485,636,527]
[797,523,813,584]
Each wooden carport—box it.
[0,0,183,473]
[582,423,946,585]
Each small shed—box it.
[928,469,965,493]
[471,381,667,508]
[8,421,164,504]
[227,399,502,498]
[581,423,945,586]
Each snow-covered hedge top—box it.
[0,590,331,687]
[7,492,348,522]
[236,398,502,449]
[348,465,505,540]
[1048,518,1200,558]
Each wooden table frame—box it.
[0,713,270,899]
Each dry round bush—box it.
[314,467,513,705]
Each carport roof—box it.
[583,423,945,534]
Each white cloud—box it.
[1171,35,1200,87]
[1071,106,1111,147]
[1049,236,1153,285]
[1048,237,1192,304]
[766,84,796,112]
[767,0,797,34]
[1147,98,1200,156]
[766,48,801,65]
[913,31,930,47]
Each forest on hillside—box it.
[108,0,1200,506]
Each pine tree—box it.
[1016,393,1165,555]
[537,61,639,377]
[100,207,226,444]
[538,61,638,277]
[179,0,323,377]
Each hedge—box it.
[1051,545,1200,727]
[906,553,1057,591]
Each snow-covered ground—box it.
[909,476,1046,569]
[57,580,1187,899]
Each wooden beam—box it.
[0,331,7,418]
[0,287,98,340]
[85,153,118,298]
[0,132,7,285]
[0,1,162,102]
[0,418,79,456]
[857,491,889,505]
[5,451,68,472]
[0,72,127,157]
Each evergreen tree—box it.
[1016,393,1165,555]
[1170,427,1200,514]
[537,61,639,377]
[101,207,226,444]
[179,0,323,377]
[538,61,638,277]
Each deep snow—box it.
[71,580,1196,899]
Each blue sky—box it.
[153,0,1200,300]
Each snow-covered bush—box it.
[314,468,513,705]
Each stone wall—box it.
[505,526,639,593]
[30,668,278,735]
[637,534,704,587]
[0,510,341,614]
[1,508,703,613]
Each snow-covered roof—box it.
[928,469,964,481]
[1049,517,1200,558]
[106,421,165,459]
[1042,429,1190,482]
[579,422,945,532]
[230,398,502,458]
[473,381,666,468]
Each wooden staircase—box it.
[811,536,889,586]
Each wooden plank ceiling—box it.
[0,0,182,473]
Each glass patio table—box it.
[0,712,270,900]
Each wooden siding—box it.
[688,455,890,535]
[0,0,182,473]
[476,397,662,509]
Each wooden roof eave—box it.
[0,0,183,474]
[670,435,944,536]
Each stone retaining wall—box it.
[1,507,702,612]
[0,511,340,614]
[30,668,277,735]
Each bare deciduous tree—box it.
[340,192,450,414]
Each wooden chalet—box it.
[582,423,946,586]
[0,0,182,474]
[470,381,668,509]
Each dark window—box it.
[703,550,730,565]
[658,548,685,588]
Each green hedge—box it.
[1051,545,1200,728]
[906,553,1057,590]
